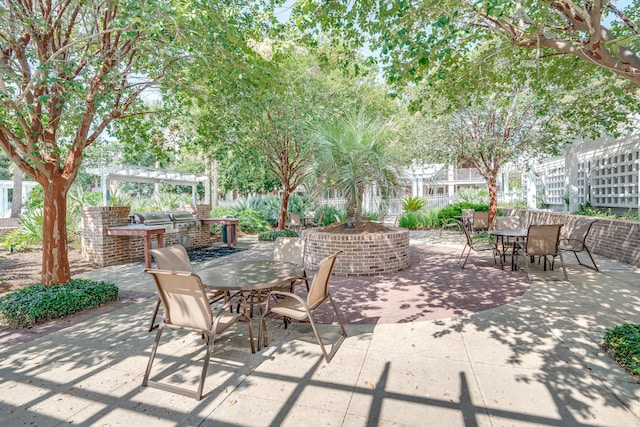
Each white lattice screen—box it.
[591,150,639,208]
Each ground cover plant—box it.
[258,229,299,241]
[603,323,640,376]
[0,280,119,328]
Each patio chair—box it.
[288,213,302,232]
[461,209,474,229]
[456,219,501,269]
[148,245,226,332]
[439,217,460,236]
[259,251,347,363]
[472,210,490,233]
[142,269,254,400]
[559,219,599,271]
[273,237,309,291]
[518,224,568,281]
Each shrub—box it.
[0,279,119,328]
[236,208,271,233]
[316,205,343,226]
[457,187,489,204]
[362,212,379,221]
[438,202,490,225]
[209,206,234,218]
[398,209,441,229]
[603,323,640,376]
[573,203,639,221]
[499,200,528,209]
[0,208,43,251]
[257,229,299,241]
[402,196,426,212]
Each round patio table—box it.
[489,229,528,270]
[197,260,304,349]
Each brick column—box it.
[81,206,130,267]
[181,203,216,248]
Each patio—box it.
[0,231,639,426]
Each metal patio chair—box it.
[559,219,599,271]
[518,224,568,281]
[456,219,501,269]
[273,237,309,291]
[259,251,347,363]
[142,269,254,400]
[288,213,302,232]
[472,210,490,233]
[148,245,226,332]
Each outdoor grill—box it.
[132,210,197,233]
[168,210,198,232]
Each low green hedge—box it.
[257,229,299,241]
[603,323,640,376]
[0,279,119,328]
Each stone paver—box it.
[0,230,639,426]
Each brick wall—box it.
[504,209,640,267]
[81,206,130,266]
[81,205,218,267]
[305,227,410,276]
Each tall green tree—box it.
[292,1,639,85]
[412,88,560,225]
[308,108,406,225]
[291,1,639,136]
[0,0,180,285]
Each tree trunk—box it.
[204,160,211,205]
[212,159,219,208]
[41,177,71,286]
[10,167,23,218]
[346,184,365,227]
[487,175,498,228]
[278,189,291,231]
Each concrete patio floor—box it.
[1,230,639,426]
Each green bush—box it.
[397,210,440,229]
[316,205,343,226]
[499,200,528,209]
[1,208,43,251]
[603,323,640,376]
[457,187,489,204]
[437,202,490,225]
[209,205,234,218]
[362,212,379,221]
[232,194,319,227]
[236,208,271,233]
[257,229,299,241]
[401,196,426,212]
[573,203,639,221]
[0,279,119,328]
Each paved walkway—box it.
[1,231,639,426]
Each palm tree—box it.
[308,109,406,226]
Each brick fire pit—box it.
[305,226,410,276]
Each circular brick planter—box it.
[305,227,410,276]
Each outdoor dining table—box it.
[489,229,528,271]
[197,260,304,350]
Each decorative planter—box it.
[305,227,410,276]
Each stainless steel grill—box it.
[132,211,197,233]
[133,211,172,226]
[168,210,198,232]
